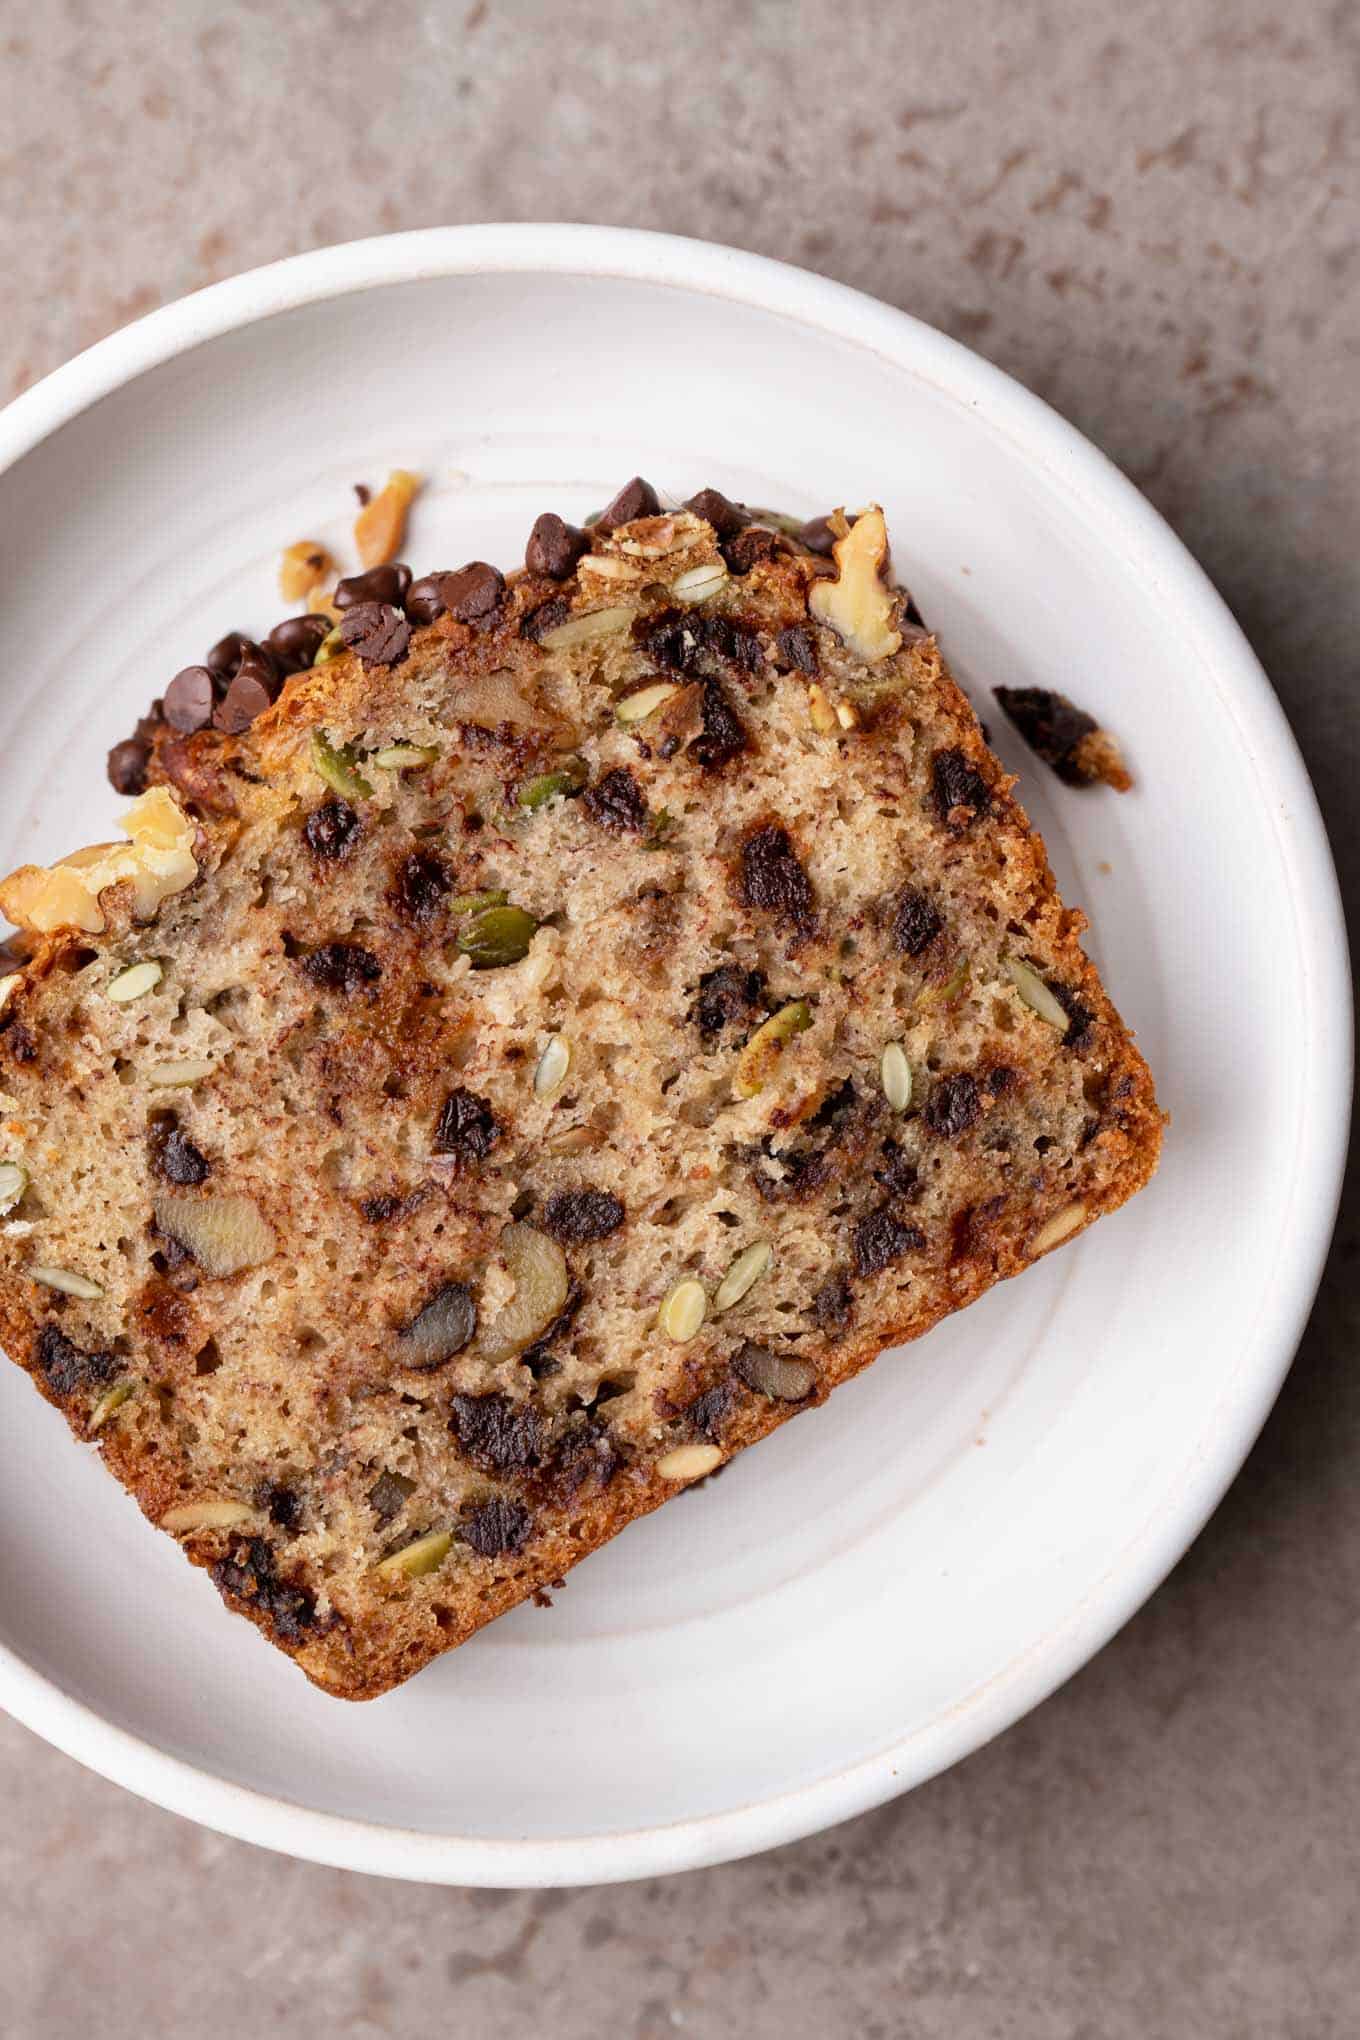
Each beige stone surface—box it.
[1,0,1356,2033]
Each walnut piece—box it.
[0,788,198,936]
[278,540,334,602]
[808,505,903,663]
[353,469,421,569]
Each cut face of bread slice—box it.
[0,488,1161,1699]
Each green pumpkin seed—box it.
[309,729,373,802]
[458,905,538,969]
[519,758,588,810]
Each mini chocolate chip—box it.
[266,613,332,674]
[875,1139,919,1199]
[212,664,272,733]
[595,476,659,530]
[452,1392,544,1475]
[432,1086,499,1165]
[163,666,216,733]
[525,513,588,579]
[689,676,747,771]
[931,748,991,830]
[304,798,362,862]
[923,1072,982,1138]
[354,481,371,507]
[774,625,819,675]
[461,1494,532,1557]
[392,850,452,923]
[107,737,151,795]
[694,963,766,1037]
[368,1470,414,1522]
[723,526,786,573]
[442,561,505,626]
[297,942,382,992]
[258,1481,303,1531]
[335,564,412,611]
[797,515,838,556]
[35,1323,118,1399]
[583,766,648,834]
[542,1189,626,1245]
[891,887,944,957]
[203,632,251,679]
[149,1115,210,1186]
[339,601,412,668]
[522,596,570,642]
[852,1207,925,1276]
[812,1271,852,1332]
[988,1065,1019,1095]
[404,574,451,625]
[360,1193,403,1224]
[993,686,1099,784]
[739,824,816,934]
[684,487,748,539]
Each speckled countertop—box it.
[1,2,1357,2034]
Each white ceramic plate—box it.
[0,226,1348,1886]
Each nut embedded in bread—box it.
[0,488,1160,1699]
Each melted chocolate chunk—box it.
[852,1208,925,1276]
[931,748,991,830]
[687,1379,737,1441]
[339,601,412,668]
[541,1189,626,1245]
[723,525,785,573]
[392,849,452,923]
[689,675,747,771]
[258,1482,303,1531]
[890,887,944,957]
[874,1139,919,1200]
[451,1392,544,1476]
[367,1470,414,1523]
[774,624,818,674]
[304,798,362,862]
[739,824,815,934]
[34,1323,118,1399]
[149,1115,210,1186]
[539,1419,622,1503]
[432,1086,499,1165]
[525,513,588,579]
[583,766,647,834]
[1051,981,1095,1050]
[298,942,381,993]
[522,596,571,642]
[211,1536,315,1642]
[461,1495,532,1558]
[987,1065,1019,1095]
[923,1072,982,1138]
[812,1272,853,1332]
[993,686,1099,785]
[694,963,767,1037]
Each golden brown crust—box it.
[0,501,1159,1699]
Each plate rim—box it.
[0,221,1350,1886]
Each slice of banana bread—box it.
[0,486,1160,1699]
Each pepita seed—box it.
[656,1442,722,1482]
[161,1499,257,1533]
[669,562,729,602]
[536,605,632,651]
[519,758,588,809]
[734,1000,813,1099]
[311,624,347,666]
[30,1265,104,1299]
[533,1035,571,1097]
[457,904,538,969]
[371,743,438,770]
[107,960,163,1004]
[658,1277,707,1342]
[806,683,838,734]
[713,1240,771,1312]
[376,1529,452,1580]
[88,1379,134,1433]
[1030,1201,1088,1255]
[145,1058,217,1089]
[880,1041,912,1112]
[0,1161,28,1215]
[309,728,373,801]
[615,681,680,725]
[1005,956,1070,1033]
